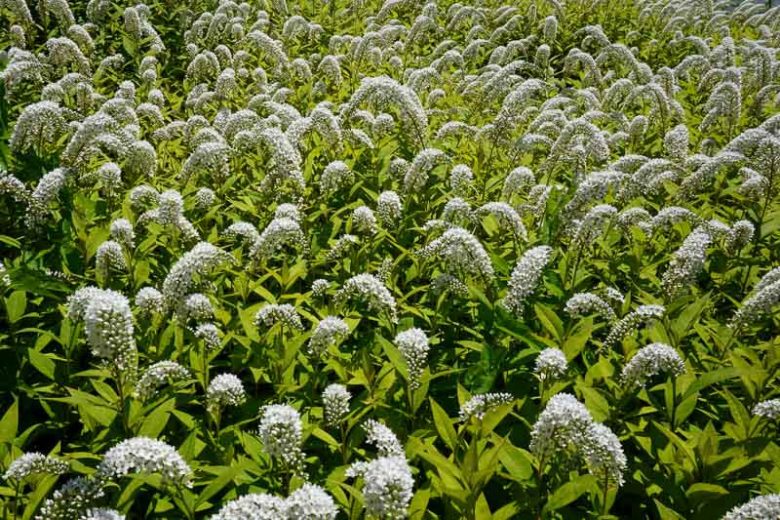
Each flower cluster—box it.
[96,437,192,486]
[258,404,305,474]
[322,384,351,425]
[394,328,430,389]
[459,393,515,422]
[530,393,626,486]
[621,343,685,388]
[206,373,247,411]
[3,452,69,481]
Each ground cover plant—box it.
[1,0,780,517]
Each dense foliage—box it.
[1,0,780,518]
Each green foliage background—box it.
[0,0,779,518]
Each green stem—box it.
[13,481,20,520]
[670,377,677,432]
[115,369,129,434]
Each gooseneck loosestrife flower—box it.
[503,246,553,315]
[722,495,780,520]
[258,404,306,475]
[621,343,685,388]
[322,383,351,425]
[68,287,137,375]
[96,437,192,486]
[3,453,69,481]
[347,421,414,519]
[394,328,430,390]
[530,393,626,486]
[4,0,780,517]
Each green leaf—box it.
[686,482,728,508]
[197,463,247,506]
[430,398,458,452]
[5,290,26,323]
[534,304,564,341]
[0,398,19,443]
[498,444,534,481]
[681,368,739,401]
[543,474,596,512]
[28,348,56,380]
[139,399,175,438]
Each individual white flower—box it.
[71,288,137,373]
[207,374,247,411]
[162,242,231,310]
[341,76,428,149]
[223,221,261,248]
[194,188,216,211]
[0,260,11,289]
[311,279,330,298]
[725,220,754,254]
[419,227,494,282]
[459,393,514,422]
[363,420,404,458]
[347,456,413,520]
[129,185,159,211]
[377,191,403,227]
[731,269,780,331]
[323,384,350,425]
[320,161,354,195]
[275,203,301,222]
[284,483,338,520]
[352,206,378,235]
[156,190,185,226]
[449,164,474,194]
[135,287,164,316]
[394,328,430,389]
[135,361,190,400]
[3,453,69,481]
[181,142,231,184]
[211,493,286,520]
[621,343,685,388]
[97,437,192,486]
[82,508,125,520]
[110,219,135,249]
[251,218,308,259]
[476,202,528,241]
[529,393,593,462]
[441,198,473,226]
[181,293,214,322]
[430,273,469,297]
[662,228,712,298]
[96,240,127,281]
[9,101,67,154]
[194,322,221,349]
[565,292,617,322]
[664,124,689,160]
[336,274,398,323]
[604,305,665,347]
[254,303,305,331]
[325,234,359,262]
[534,348,567,380]
[35,476,104,520]
[752,399,780,420]
[96,163,122,196]
[570,204,617,250]
[581,422,627,486]
[502,167,535,200]
[308,317,349,357]
[722,494,780,520]
[403,148,449,193]
[502,246,553,315]
[258,404,305,473]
